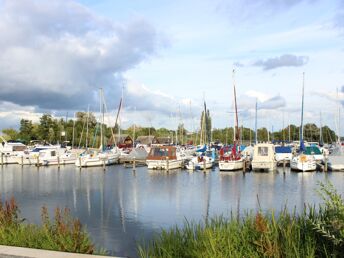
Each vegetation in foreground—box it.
[138,181,344,258]
[0,198,98,254]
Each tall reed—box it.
[0,197,97,254]
[138,181,344,258]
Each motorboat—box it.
[146,146,183,170]
[251,143,277,172]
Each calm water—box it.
[0,165,343,257]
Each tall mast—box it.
[133,107,136,145]
[319,111,323,145]
[72,112,76,149]
[254,99,258,144]
[300,72,305,144]
[86,105,90,149]
[336,88,340,144]
[100,88,103,150]
[282,110,285,143]
[233,69,239,144]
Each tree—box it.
[1,128,18,140]
[19,119,33,143]
[200,104,212,144]
[76,112,97,126]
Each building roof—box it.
[136,136,157,145]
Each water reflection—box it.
[0,165,343,257]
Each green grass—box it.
[0,198,102,254]
[138,181,344,258]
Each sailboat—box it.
[290,73,316,172]
[327,89,344,171]
[75,89,120,167]
[219,69,244,171]
[185,100,214,170]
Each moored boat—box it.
[251,143,277,172]
[146,146,183,170]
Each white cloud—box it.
[0,0,166,112]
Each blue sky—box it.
[0,0,343,134]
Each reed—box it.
[138,181,344,258]
[0,197,99,254]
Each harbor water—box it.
[0,165,343,257]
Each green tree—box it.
[1,128,18,140]
[200,105,212,144]
[19,119,33,143]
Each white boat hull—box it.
[290,157,316,172]
[146,159,183,170]
[251,161,277,172]
[75,152,120,167]
[219,160,243,171]
[327,155,344,171]
[0,155,20,164]
[186,158,213,170]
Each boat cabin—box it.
[252,143,276,162]
[147,146,177,160]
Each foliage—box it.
[139,181,344,258]
[0,197,99,254]
[199,103,212,144]
[1,128,18,141]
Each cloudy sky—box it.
[0,0,343,134]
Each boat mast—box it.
[72,112,76,149]
[300,72,305,149]
[86,105,90,149]
[319,112,323,145]
[133,107,136,146]
[100,88,103,150]
[336,88,340,144]
[255,99,258,144]
[233,69,239,145]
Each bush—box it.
[0,197,96,254]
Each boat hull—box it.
[218,160,243,171]
[251,161,277,172]
[0,155,20,164]
[75,153,120,167]
[146,159,183,170]
[186,159,213,170]
[290,159,316,172]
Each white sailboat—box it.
[219,69,244,171]
[291,73,316,172]
[327,89,344,171]
[75,89,120,168]
[185,100,214,170]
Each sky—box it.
[0,0,343,134]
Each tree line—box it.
[0,112,338,146]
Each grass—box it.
[138,181,344,258]
[0,197,100,254]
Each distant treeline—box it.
[0,112,338,146]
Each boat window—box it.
[13,146,26,151]
[170,148,176,157]
[152,148,169,157]
[258,147,269,156]
[51,151,56,156]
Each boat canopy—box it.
[304,146,322,155]
[147,146,177,160]
[275,146,292,153]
